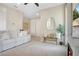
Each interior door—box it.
[30,20,36,36]
[36,19,42,36]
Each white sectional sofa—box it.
[16,31,31,46]
[2,39,16,51]
[0,31,31,52]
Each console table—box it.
[43,36,57,44]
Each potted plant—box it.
[56,24,65,45]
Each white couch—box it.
[16,31,31,46]
[0,31,31,52]
[2,39,16,50]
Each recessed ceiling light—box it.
[16,3,21,5]
[36,13,39,16]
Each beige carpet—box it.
[0,36,67,56]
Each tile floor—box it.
[0,36,67,56]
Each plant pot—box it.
[59,41,64,45]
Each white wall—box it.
[0,4,23,38]
[30,4,65,37]
[65,4,72,44]
[0,7,7,31]
[7,7,23,38]
[30,18,43,37]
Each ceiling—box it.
[3,3,63,19]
